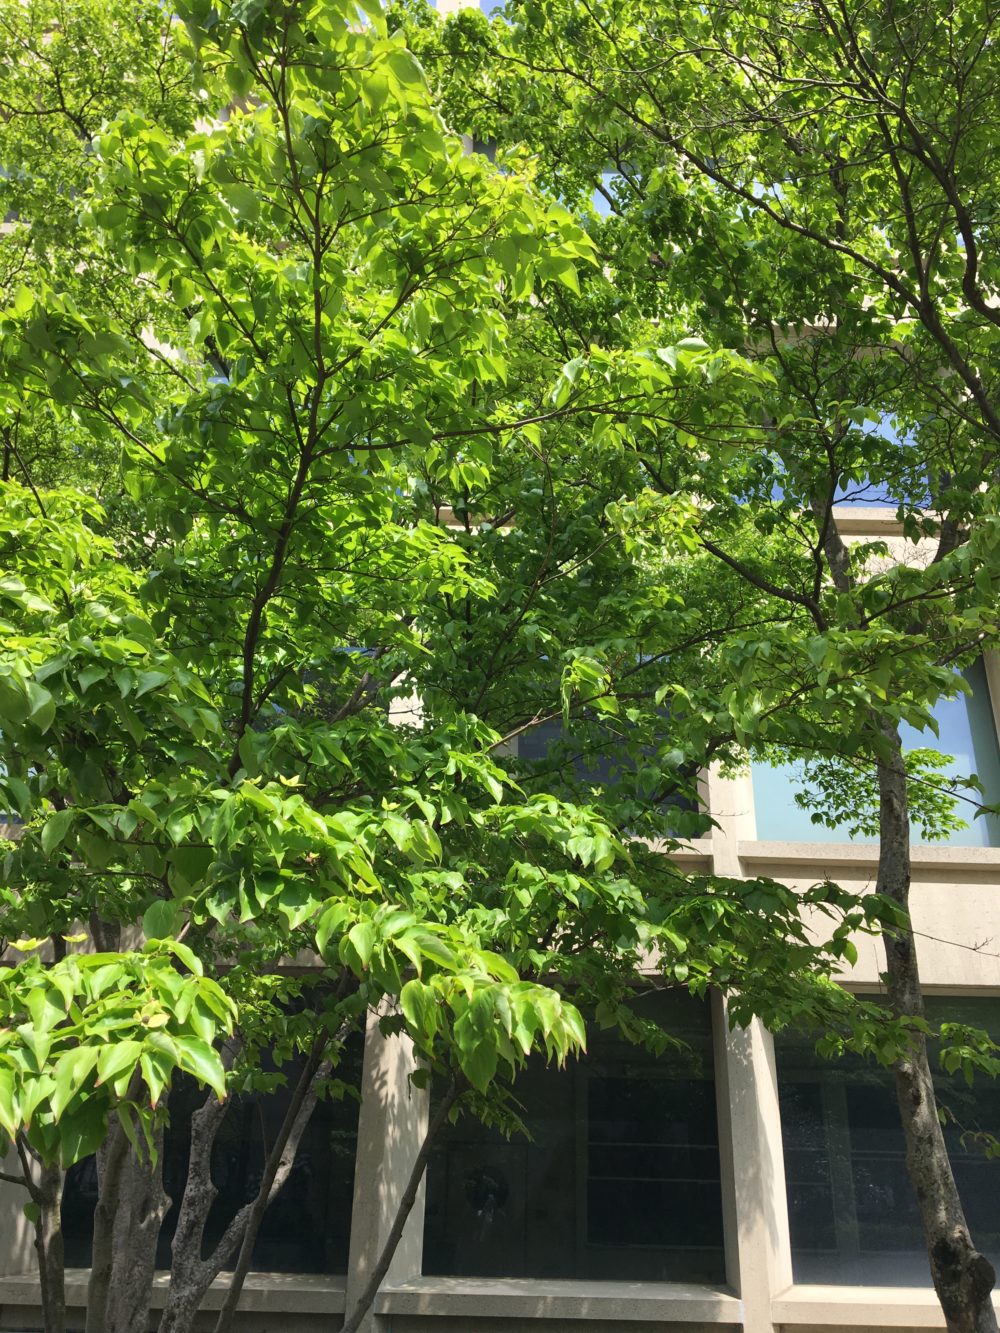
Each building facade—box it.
[2,505,1000,1331]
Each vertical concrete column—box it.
[343,673,431,1328]
[707,763,792,1333]
[706,762,756,862]
[0,1147,33,1275]
[344,1013,431,1333]
[713,1000,793,1333]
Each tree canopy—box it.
[2,1,1000,1331]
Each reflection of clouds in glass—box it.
[752,660,1000,847]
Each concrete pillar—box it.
[344,1013,430,1333]
[707,762,756,864]
[0,1146,33,1275]
[714,1001,793,1333]
[983,650,1000,740]
[707,763,792,1333]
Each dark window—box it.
[776,997,1000,1284]
[471,137,497,163]
[422,990,724,1282]
[61,1038,362,1274]
[516,718,700,835]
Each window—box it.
[775,997,1000,1285]
[514,717,702,838]
[752,659,1000,846]
[422,990,725,1282]
[61,1039,362,1274]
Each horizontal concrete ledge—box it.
[739,840,1000,871]
[662,837,715,867]
[772,1283,1000,1326]
[376,1277,742,1322]
[0,1270,346,1315]
[833,507,905,537]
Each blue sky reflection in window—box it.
[752,660,1000,846]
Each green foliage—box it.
[0,0,839,1180]
[783,748,982,843]
[5,6,1000,1312]
[0,941,233,1163]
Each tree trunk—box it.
[159,1039,333,1333]
[156,1092,232,1333]
[211,1049,333,1333]
[86,1118,131,1333]
[807,488,998,1330]
[105,1125,171,1333]
[86,1102,170,1333]
[875,715,998,1333]
[32,1158,66,1333]
[15,1134,66,1333]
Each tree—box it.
[0,2,888,1332]
[0,0,198,498]
[401,1,1000,1328]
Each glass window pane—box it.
[61,1038,362,1274]
[516,718,699,833]
[422,991,725,1282]
[775,998,1000,1284]
[752,660,1000,845]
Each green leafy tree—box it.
[406,1,1000,1328]
[0,2,895,1332]
[0,0,197,497]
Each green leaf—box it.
[12,285,34,316]
[41,809,74,855]
[96,1040,143,1092]
[51,1047,100,1121]
[174,1036,227,1099]
[344,921,375,968]
[0,1068,18,1137]
[385,49,424,88]
[25,681,56,733]
[400,979,438,1038]
[135,669,171,697]
[222,184,259,221]
[142,899,181,940]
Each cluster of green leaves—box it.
[0,941,233,1164]
[0,0,199,499]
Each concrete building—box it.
[2,504,1000,1330]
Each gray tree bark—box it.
[816,506,997,1331]
[158,1038,333,1333]
[875,716,998,1333]
[85,1115,171,1333]
[105,1126,171,1333]
[155,1093,232,1333]
[18,1140,66,1333]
